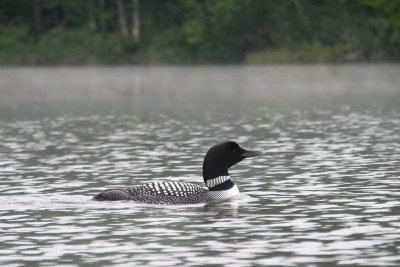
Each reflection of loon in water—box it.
[93,141,261,204]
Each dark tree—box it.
[115,0,128,35]
[87,0,97,32]
[132,0,140,43]
[33,0,42,34]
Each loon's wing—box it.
[131,181,207,197]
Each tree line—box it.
[0,0,399,64]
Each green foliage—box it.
[140,28,192,64]
[358,0,400,58]
[360,0,400,30]
[0,27,135,64]
[245,43,355,63]
[0,0,399,64]
[34,28,134,64]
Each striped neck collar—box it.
[206,175,231,189]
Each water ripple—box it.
[1,66,400,266]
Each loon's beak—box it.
[241,149,262,158]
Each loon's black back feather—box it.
[94,181,209,204]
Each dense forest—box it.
[0,0,399,64]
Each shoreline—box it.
[1,61,399,67]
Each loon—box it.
[93,141,261,204]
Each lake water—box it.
[0,65,399,266]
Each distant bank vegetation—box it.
[0,0,399,65]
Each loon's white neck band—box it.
[206,175,231,188]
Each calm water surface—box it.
[0,65,399,266]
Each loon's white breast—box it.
[207,184,240,201]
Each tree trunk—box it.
[132,0,140,43]
[33,0,42,34]
[292,0,313,40]
[56,4,67,27]
[87,0,97,32]
[98,0,105,31]
[115,0,128,35]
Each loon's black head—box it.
[202,141,261,188]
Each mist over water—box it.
[0,65,399,266]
